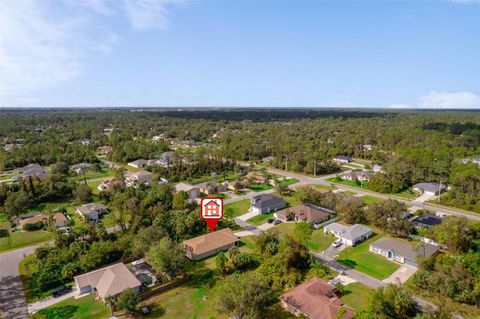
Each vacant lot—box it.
[30,295,110,319]
[337,234,400,280]
[340,282,373,311]
[224,199,251,218]
[0,230,52,252]
[272,223,335,252]
[361,195,385,205]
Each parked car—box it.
[51,285,72,298]
[273,219,282,225]
[267,218,275,224]
[332,239,342,248]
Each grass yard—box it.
[239,235,256,252]
[361,195,385,205]
[337,234,400,280]
[224,199,251,218]
[271,223,336,252]
[0,212,8,222]
[340,283,373,311]
[313,184,334,191]
[247,183,273,192]
[71,168,116,182]
[0,230,52,252]
[328,178,417,200]
[30,295,110,319]
[278,177,300,186]
[247,212,274,225]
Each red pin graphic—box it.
[200,197,224,232]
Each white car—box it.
[332,239,342,248]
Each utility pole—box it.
[314,160,316,177]
[285,155,288,171]
[437,179,442,203]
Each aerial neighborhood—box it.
[0,109,479,319]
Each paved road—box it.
[0,225,124,318]
[258,166,480,221]
[0,245,45,319]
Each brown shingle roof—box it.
[74,263,141,299]
[183,228,239,256]
[279,204,331,222]
[280,277,355,319]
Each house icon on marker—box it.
[204,200,221,216]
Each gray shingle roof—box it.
[251,194,286,209]
[370,237,439,260]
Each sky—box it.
[0,0,479,109]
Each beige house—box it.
[174,182,200,200]
[76,203,108,222]
[18,212,68,228]
[74,263,142,300]
[124,170,153,187]
[183,228,240,260]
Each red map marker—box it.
[200,197,224,232]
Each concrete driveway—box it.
[236,211,259,221]
[28,289,77,314]
[321,243,346,261]
[0,245,43,319]
[383,265,418,284]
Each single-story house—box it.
[342,171,372,182]
[280,277,355,319]
[324,223,372,246]
[18,164,46,181]
[410,212,443,229]
[275,203,332,224]
[246,171,268,184]
[97,145,112,155]
[373,165,384,173]
[128,159,149,169]
[74,263,142,300]
[226,180,245,191]
[195,181,228,195]
[262,156,275,162]
[183,228,240,260]
[174,182,200,200]
[18,212,68,228]
[4,143,23,152]
[124,170,153,187]
[250,194,286,214]
[76,203,108,222]
[363,144,373,151]
[332,156,352,164]
[72,163,92,174]
[369,237,440,267]
[412,182,446,196]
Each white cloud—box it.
[0,0,83,98]
[418,91,480,109]
[123,0,184,31]
[448,0,477,4]
[0,0,183,105]
[389,91,480,109]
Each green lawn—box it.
[248,212,274,225]
[328,178,417,200]
[340,283,373,311]
[71,168,116,182]
[239,235,256,252]
[247,184,273,192]
[224,199,251,218]
[0,230,52,252]
[279,178,300,186]
[337,234,400,280]
[30,295,110,319]
[0,212,8,222]
[313,184,334,191]
[361,195,385,205]
[271,223,335,252]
